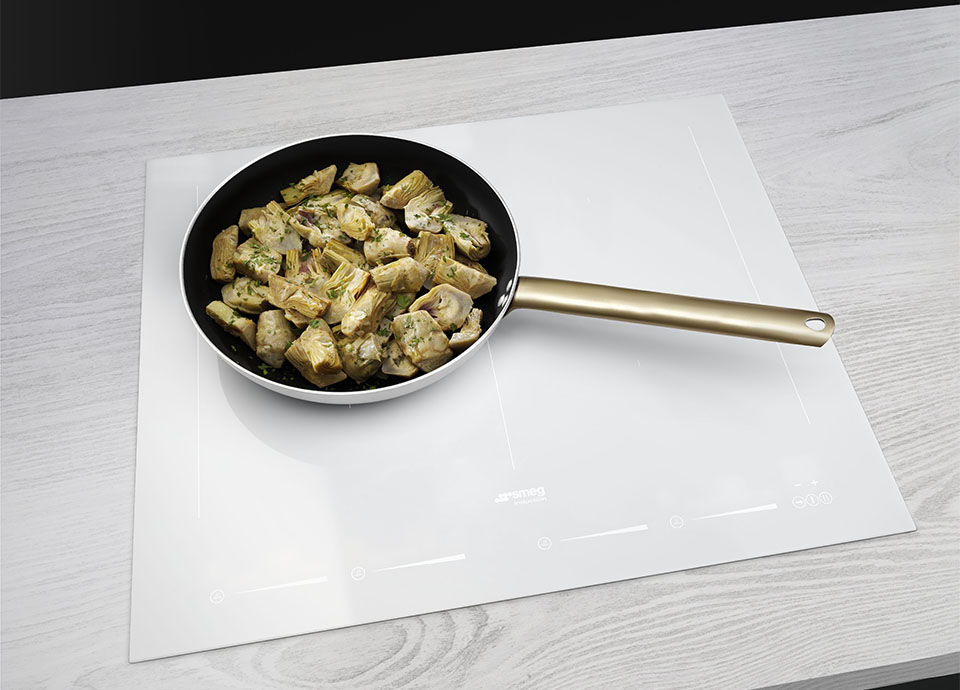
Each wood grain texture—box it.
[2,7,957,689]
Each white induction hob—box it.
[129,96,915,662]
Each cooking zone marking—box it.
[236,576,329,595]
[375,553,466,572]
[688,126,811,426]
[486,343,516,471]
[560,524,649,542]
[693,503,778,521]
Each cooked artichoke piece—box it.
[233,238,282,282]
[255,310,296,368]
[414,231,455,275]
[285,256,331,302]
[455,253,489,274]
[293,318,342,374]
[248,200,303,253]
[205,300,257,350]
[280,165,337,205]
[389,292,416,317]
[318,239,366,273]
[408,284,473,331]
[350,194,397,227]
[283,308,312,328]
[267,274,330,320]
[433,256,497,298]
[301,189,353,218]
[238,207,266,236]
[284,249,300,278]
[221,276,270,314]
[336,162,380,195]
[341,286,396,338]
[449,308,482,350]
[285,338,347,389]
[288,205,350,248]
[337,204,375,241]
[379,170,433,209]
[369,257,429,293]
[373,316,394,346]
[364,227,415,264]
[339,332,383,382]
[443,214,490,260]
[320,262,370,325]
[391,310,453,373]
[404,187,452,233]
[381,338,418,378]
[211,225,239,282]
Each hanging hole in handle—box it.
[805,318,827,331]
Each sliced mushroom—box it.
[391,310,453,372]
[449,308,482,350]
[320,262,370,325]
[337,203,375,241]
[318,238,366,273]
[341,286,396,338]
[339,332,383,382]
[414,231,455,276]
[404,187,452,233]
[408,284,473,330]
[238,207,266,236]
[363,228,415,264]
[350,194,397,227]
[280,165,337,205]
[380,338,418,378]
[248,200,303,253]
[286,338,347,389]
[369,257,429,293]
[210,225,239,282]
[294,318,342,374]
[233,238,282,282]
[380,170,433,209]
[205,300,257,350]
[432,256,497,298]
[442,214,490,260]
[255,310,296,368]
[337,162,380,195]
[221,276,270,314]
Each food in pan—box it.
[206,163,496,390]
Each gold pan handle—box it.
[509,277,834,347]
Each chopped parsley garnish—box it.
[257,363,273,375]
[396,294,412,309]
[308,319,322,328]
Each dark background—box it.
[1,1,954,99]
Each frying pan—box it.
[181,134,835,405]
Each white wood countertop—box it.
[1,8,957,689]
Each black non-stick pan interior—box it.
[182,134,519,392]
